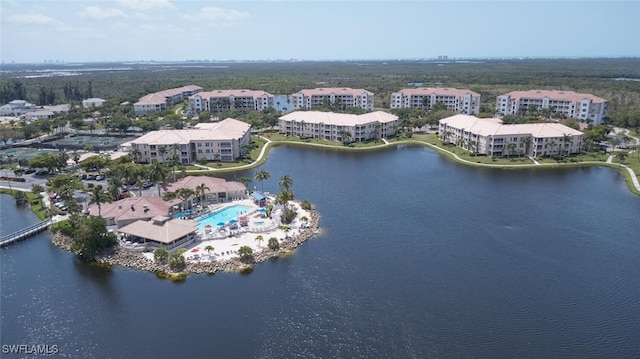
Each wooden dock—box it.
[0,221,51,248]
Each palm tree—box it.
[442,130,453,144]
[338,129,351,145]
[504,142,515,159]
[300,216,308,228]
[561,133,572,159]
[158,146,167,163]
[279,225,291,238]
[254,170,270,192]
[238,245,253,260]
[108,176,123,200]
[255,235,264,247]
[195,183,210,208]
[239,176,252,191]
[31,184,44,195]
[520,136,533,157]
[548,140,557,158]
[279,175,293,192]
[167,154,181,183]
[177,188,195,210]
[468,140,478,156]
[148,160,169,196]
[204,245,214,260]
[89,185,108,216]
[130,148,141,163]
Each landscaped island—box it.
[51,198,320,278]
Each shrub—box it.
[300,200,312,210]
[154,247,169,264]
[268,237,279,251]
[168,252,186,271]
[53,220,75,236]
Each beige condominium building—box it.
[390,87,481,115]
[278,111,399,142]
[496,90,608,125]
[439,114,583,158]
[130,118,251,164]
[189,89,274,114]
[134,85,202,115]
[292,87,374,111]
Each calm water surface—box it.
[2,145,640,358]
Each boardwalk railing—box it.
[0,221,51,248]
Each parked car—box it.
[78,173,87,180]
[85,175,96,181]
[34,169,48,176]
[95,175,105,181]
[24,168,36,174]
[142,182,154,189]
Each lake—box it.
[2,145,639,358]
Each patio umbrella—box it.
[175,212,185,218]
[191,248,199,253]
[229,219,238,224]
[205,224,212,228]
[217,222,225,227]
[185,209,193,215]
[258,208,266,213]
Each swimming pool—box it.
[197,205,251,230]
[254,221,265,227]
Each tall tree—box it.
[254,170,271,192]
[148,160,169,196]
[89,185,108,216]
[195,183,210,208]
[279,175,293,192]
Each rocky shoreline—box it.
[52,210,321,277]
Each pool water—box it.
[197,205,251,230]
[254,221,265,227]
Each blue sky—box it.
[1,0,639,63]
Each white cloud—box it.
[115,0,175,11]
[183,7,250,26]
[77,6,126,20]
[5,13,63,26]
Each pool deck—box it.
[142,199,312,262]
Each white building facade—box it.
[134,85,202,115]
[390,87,481,115]
[292,88,374,111]
[188,89,274,114]
[83,98,106,108]
[278,111,398,142]
[438,114,583,158]
[130,118,251,164]
[496,90,608,125]
[0,100,37,116]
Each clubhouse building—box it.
[292,87,374,111]
[130,118,251,164]
[189,89,274,114]
[134,85,202,115]
[278,111,399,142]
[438,115,583,158]
[390,87,481,115]
[496,90,608,125]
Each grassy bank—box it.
[183,133,640,196]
